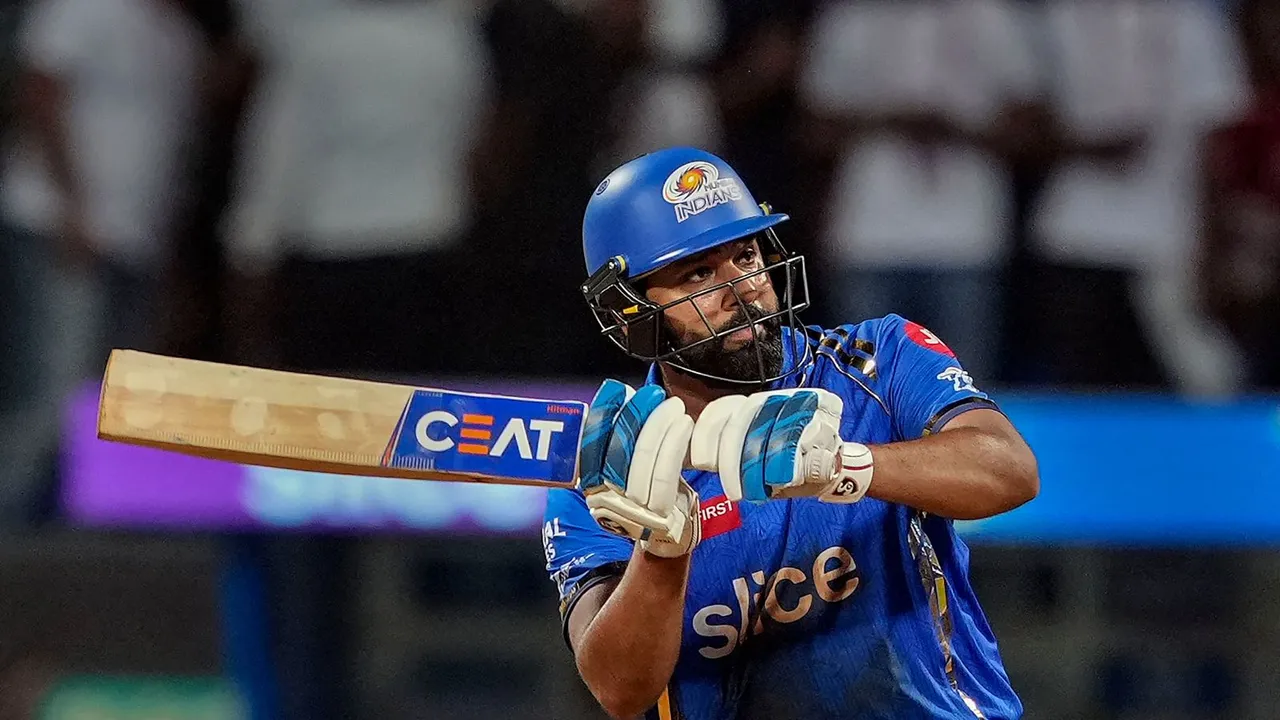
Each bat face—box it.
[97,351,588,487]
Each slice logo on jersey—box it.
[691,545,861,659]
[937,367,977,393]
[385,390,585,485]
[904,320,955,357]
[661,161,743,222]
[698,495,741,540]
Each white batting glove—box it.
[577,380,700,558]
[689,388,873,504]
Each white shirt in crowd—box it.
[644,0,721,68]
[800,0,1037,269]
[1030,0,1249,272]
[223,1,492,271]
[234,0,343,64]
[0,0,204,268]
[1029,0,1250,396]
[613,0,724,166]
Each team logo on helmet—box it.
[661,161,743,223]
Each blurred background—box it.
[0,0,1278,717]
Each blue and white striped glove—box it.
[689,388,873,504]
[577,380,700,558]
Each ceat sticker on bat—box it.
[904,321,955,358]
[385,390,585,486]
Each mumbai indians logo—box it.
[662,161,743,223]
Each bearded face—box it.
[660,301,784,387]
[634,237,788,387]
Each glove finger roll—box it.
[689,395,746,471]
[626,396,687,507]
[762,391,820,494]
[720,394,773,503]
[649,413,694,519]
[578,379,634,492]
[602,385,667,493]
[740,394,790,502]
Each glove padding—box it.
[690,388,872,504]
[577,379,700,558]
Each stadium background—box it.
[0,0,1277,718]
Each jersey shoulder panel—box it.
[812,314,999,440]
[805,319,882,382]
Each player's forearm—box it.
[865,426,1038,520]
[576,547,689,719]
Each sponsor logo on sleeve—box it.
[937,367,977,393]
[904,321,956,357]
[550,553,594,599]
[542,517,567,562]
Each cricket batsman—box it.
[543,147,1039,719]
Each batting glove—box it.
[689,388,873,504]
[577,380,700,558]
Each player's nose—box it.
[720,263,764,309]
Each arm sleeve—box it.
[873,314,1000,440]
[542,488,635,647]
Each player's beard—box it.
[664,303,784,387]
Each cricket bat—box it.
[96,350,588,487]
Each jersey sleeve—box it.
[873,314,1000,440]
[542,487,634,646]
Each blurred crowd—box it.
[0,0,1278,516]
[0,2,1277,718]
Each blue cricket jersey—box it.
[542,314,1023,719]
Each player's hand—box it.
[689,389,874,504]
[577,380,700,558]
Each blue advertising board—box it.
[64,381,1280,545]
[956,394,1280,545]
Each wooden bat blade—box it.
[96,350,587,487]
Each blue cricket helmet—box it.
[582,146,790,278]
[579,147,812,386]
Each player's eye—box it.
[737,246,759,267]
[685,267,714,284]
